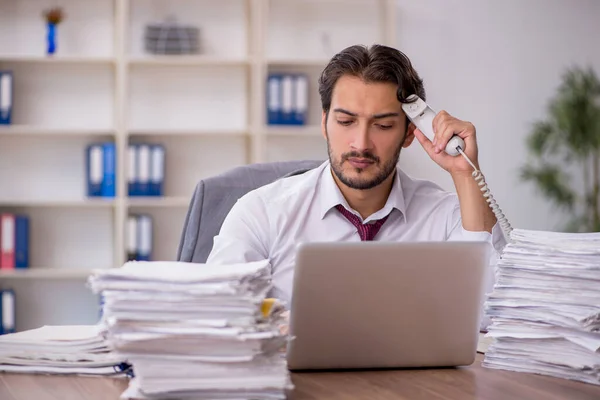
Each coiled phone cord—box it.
[456,147,513,239]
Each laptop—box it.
[286,241,492,371]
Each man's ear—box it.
[321,110,328,140]
[403,122,416,148]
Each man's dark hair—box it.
[318,44,425,120]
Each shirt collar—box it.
[318,162,407,224]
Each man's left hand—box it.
[412,110,479,176]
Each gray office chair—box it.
[176,160,324,263]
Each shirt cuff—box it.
[460,227,492,242]
[460,222,508,254]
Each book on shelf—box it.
[0,213,29,270]
[0,289,15,335]
[127,214,153,262]
[267,73,308,126]
[128,143,165,197]
[0,70,12,125]
[86,142,116,198]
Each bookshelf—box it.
[0,0,397,330]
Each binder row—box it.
[128,144,165,197]
[127,214,153,261]
[0,70,12,125]
[0,213,29,270]
[267,73,308,125]
[1,212,155,267]
[0,289,15,335]
[86,143,166,198]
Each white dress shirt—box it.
[207,161,507,328]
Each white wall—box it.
[395,0,600,232]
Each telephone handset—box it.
[401,95,513,239]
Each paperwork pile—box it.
[88,260,292,399]
[0,324,128,376]
[483,229,600,386]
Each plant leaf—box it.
[526,121,559,157]
[520,164,576,211]
[550,66,600,155]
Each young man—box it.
[207,44,506,329]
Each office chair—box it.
[176,160,324,263]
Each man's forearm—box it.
[451,172,497,233]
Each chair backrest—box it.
[176,160,324,263]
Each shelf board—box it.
[128,56,250,67]
[0,199,116,208]
[0,126,115,137]
[0,268,103,280]
[0,55,115,65]
[128,129,248,137]
[127,196,190,208]
[266,125,323,137]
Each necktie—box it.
[335,204,389,241]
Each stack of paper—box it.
[88,260,293,400]
[0,324,128,376]
[483,229,600,386]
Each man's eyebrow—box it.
[372,112,400,119]
[333,108,358,117]
[332,108,400,119]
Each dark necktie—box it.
[335,204,389,241]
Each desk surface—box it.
[1,354,598,400]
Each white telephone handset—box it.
[402,95,465,156]
[401,95,513,239]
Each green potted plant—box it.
[520,66,600,232]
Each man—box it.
[207,44,506,329]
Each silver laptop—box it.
[286,241,492,371]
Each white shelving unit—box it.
[0,0,396,331]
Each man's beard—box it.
[326,127,403,191]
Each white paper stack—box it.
[483,228,600,386]
[0,324,128,376]
[87,260,293,400]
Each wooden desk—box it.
[1,355,598,400]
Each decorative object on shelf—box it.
[128,143,165,197]
[0,70,13,125]
[43,7,65,56]
[267,73,308,125]
[520,65,600,232]
[144,16,200,55]
[86,142,116,198]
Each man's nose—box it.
[351,124,371,152]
